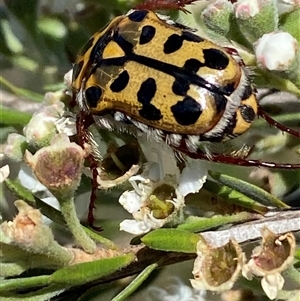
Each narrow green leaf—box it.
[50,254,135,286]
[0,76,44,102]
[111,263,158,301]
[5,178,36,204]
[38,18,67,39]
[0,275,50,291]
[178,212,258,232]
[0,106,32,126]
[0,19,23,53]
[209,171,288,208]
[83,227,119,250]
[11,55,40,72]
[204,180,269,214]
[141,229,199,253]
[0,284,65,301]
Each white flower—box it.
[119,137,207,235]
[55,116,77,136]
[255,32,298,71]
[119,170,184,235]
[178,160,207,197]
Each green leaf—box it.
[50,254,135,286]
[38,18,67,39]
[141,229,199,253]
[0,275,49,292]
[178,212,257,232]
[5,178,36,205]
[83,227,119,250]
[209,171,288,208]
[204,180,269,215]
[0,76,44,102]
[0,18,23,54]
[0,105,32,126]
[111,263,158,301]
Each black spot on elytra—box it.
[183,59,202,73]
[140,25,156,45]
[163,31,203,54]
[172,79,190,96]
[203,48,229,70]
[239,105,256,123]
[164,34,183,54]
[181,31,204,43]
[110,70,130,92]
[171,96,202,125]
[241,85,253,100]
[137,78,162,121]
[85,86,103,108]
[79,37,94,56]
[128,10,148,22]
[137,78,157,105]
[213,93,227,114]
[139,104,162,121]
[72,60,83,82]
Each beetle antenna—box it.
[257,106,300,138]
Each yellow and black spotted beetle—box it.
[70,0,300,225]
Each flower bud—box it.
[1,200,72,268]
[202,0,234,37]
[234,0,278,43]
[3,133,28,162]
[25,134,86,200]
[255,31,298,71]
[24,102,65,149]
